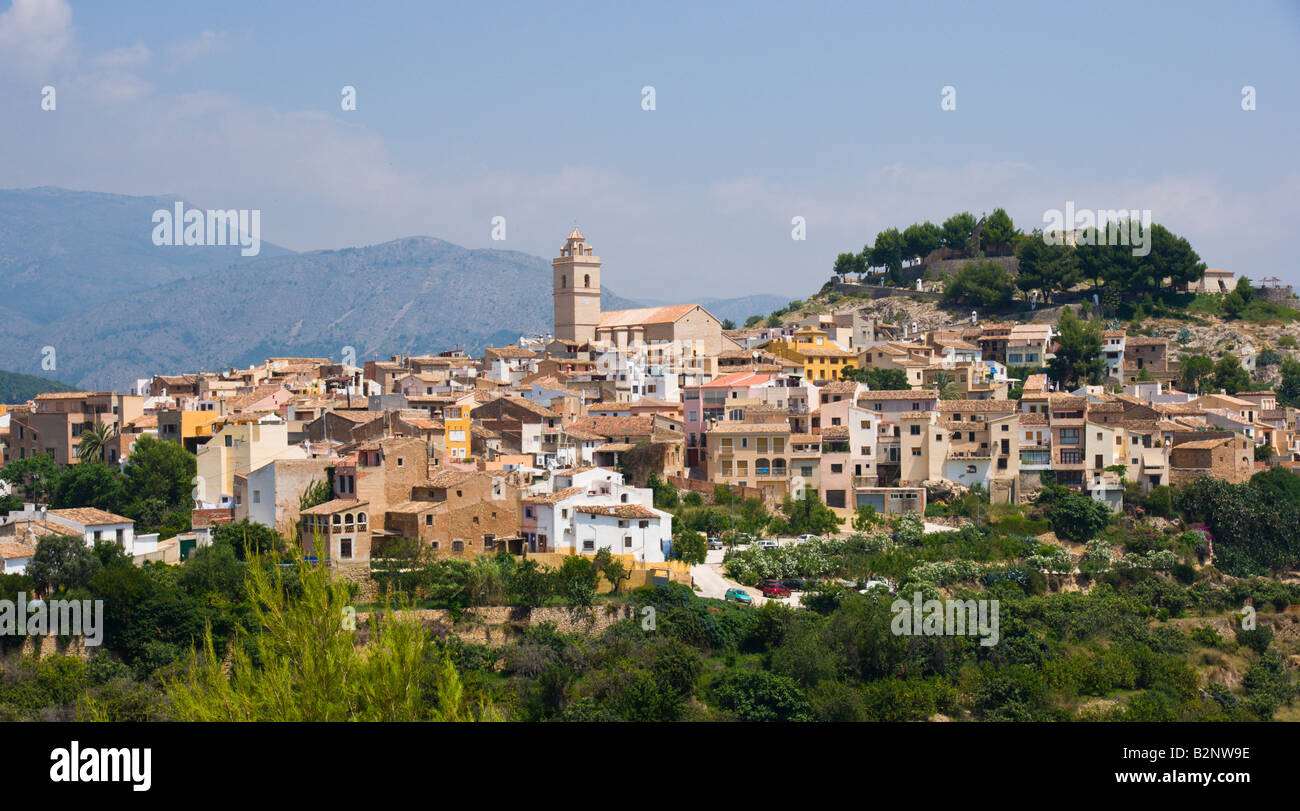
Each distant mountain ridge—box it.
[0,188,789,391]
[0,370,77,403]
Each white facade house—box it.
[0,541,33,574]
[523,468,671,562]
[45,508,136,555]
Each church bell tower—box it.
[553,228,601,344]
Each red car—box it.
[758,580,792,598]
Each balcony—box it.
[1020,450,1052,467]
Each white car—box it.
[858,579,895,595]
[794,534,820,544]
[757,540,779,551]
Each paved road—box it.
[691,547,803,607]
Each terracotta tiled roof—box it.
[937,401,1017,413]
[387,501,441,513]
[1173,438,1232,450]
[523,486,586,505]
[0,541,35,559]
[301,499,369,515]
[484,345,537,359]
[567,415,656,439]
[817,381,860,394]
[598,305,698,328]
[426,470,487,488]
[47,507,132,526]
[574,504,661,519]
[857,389,939,401]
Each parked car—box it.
[757,539,779,551]
[759,580,792,598]
[781,577,807,591]
[794,534,820,544]
[724,587,752,605]
[858,579,896,595]
[707,537,724,550]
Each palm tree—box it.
[932,372,963,401]
[76,422,119,464]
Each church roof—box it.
[598,304,699,328]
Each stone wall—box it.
[354,603,641,646]
[332,560,380,602]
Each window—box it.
[582,540,595,551]
[426,514,433,526]
[911,448,921,456]
[452,540,465,552]
[624,536,633,548]
[831,464,843,473]
[397,457,404,467]
[253,490,261,504]
[910,425,921,435]
[638,520,649,528]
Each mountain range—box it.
[1,188,788,392]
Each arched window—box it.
[584,274,590,287]
[332,514,341,525]
[345,513,354,525]
[756,458,771,476]
[620,493,628,503]
[772,458,787,477]
[358,512,367,525]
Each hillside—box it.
[764,275,1300,386]
[0,369,78,403]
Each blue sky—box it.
[2,0,1298,298]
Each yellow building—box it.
[762,327,856,382]
[157,408,223,452]
[443,394,475,460]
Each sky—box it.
[1,0,1298,300]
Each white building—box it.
[45,508,136,555]
[522,468,671,562]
